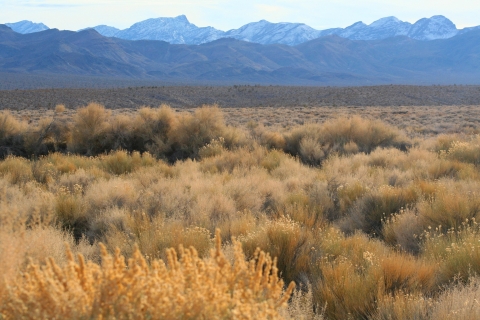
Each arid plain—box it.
[2,85,480,319]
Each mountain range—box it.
[1,22,480,86]
[5,20,49,34]
[6,15,480,46]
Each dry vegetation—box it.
[2,85,480,111]
[2,102,480,319]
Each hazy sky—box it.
[1,0,480,31]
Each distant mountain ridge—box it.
[5,20,49,34]
[1,23,480,85]
[6,15,480,46]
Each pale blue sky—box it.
[1,0,479,31]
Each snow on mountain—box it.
[112,15,223,44]
[407,15,458,40]
[318,16,457,41]
[336,22,368,38]
[224,20,322,45]
[8,14,475,46]
[342,17,411,40]
[5,20,49,34]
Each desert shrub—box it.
[284,116,410,166]
[299,137,326,166]
[220,125,249,149]
[255,127,287,150]
[320,116,408,153]
[240,217,312,286]
[102,214,214,261]
[429,277,480,319]
[380,254,437,294]
[199,137,225,158]
[55,185,87,240]
[100,150,156,175]
[84,178,139,214]
[325,178,368,221]
[131,105,177,157]
[0,232,295,319]
[200,146,266,174]
[55,104,66,113]
[417,184,480,231]
[431,133,462,153]
[314,255,381,319]
[31,158,59,185]
[342,185,418,236]
[21,117,54,156]
[0,156,33,184]
[313,228,435,319]
[261,149,284,172]
[375,274,480,319]
[0,224,95,302]
[374,293,430,320]
[427,158,474,180]
[68,103,111,155]
[382,209,425,254]
[422,220,480,286]
[0,111,27,157]
[442,136,480,165]
[103,114,135,151]
[169,106,231,160]
[283,284,324,320]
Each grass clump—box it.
[1,231,295,319]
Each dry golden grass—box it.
[1,230,295,319]
[3,104,480,319]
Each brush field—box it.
[1,90,480,319]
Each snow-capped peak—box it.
[5,20,49,34]
[224,20,321,45]
[110,15,223,44]
[369,16,402,28]
[7,14,477,46]
[408,15,458,40]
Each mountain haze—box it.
[1,24,480,85]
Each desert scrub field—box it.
[2,103,480,319]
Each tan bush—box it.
[0,111,27,157]
[382,209,424,254]
[418,183,480,231]
[55,104,66,113]
[1,231,295,319]
[423,220,480,286]
[0,156,33,184]
[170,106,230,159]
[132,105,177,157]
[430,277,480,319]
[68,103,111,155]
[283,117,410,166]
[342,185,418,236]
[241,217,312,286]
